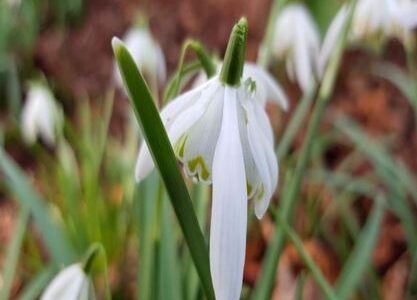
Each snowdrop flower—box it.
[320,0,417,71]
[135,18,287,300]
[114,26,166,90]
[41,264,94,300]
[271,3,320,94]
[21,83,63,146]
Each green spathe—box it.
[220,17,248,87]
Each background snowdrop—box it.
[41,264,94,300]
[20,83,63,146]
[114,26,166,92]
[320,0,417,71]
[271,3,320,94]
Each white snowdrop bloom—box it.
[320,0,417,72]
[272,3,320,94]
[135,19,287,300]
[114,27,166,88]
[41,264,94,300]
[21,83,62,146]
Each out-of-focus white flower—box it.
[21,83,62,146]
[114,27,166,89]
[271,3,320,94]
[320,0,417,72]
[41,264,94,300]
[134,18,287,300]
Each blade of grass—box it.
[0,147,75,264]
[157,193,183,300]
[113,39,214,300]
[277,89,315,160]
[136,172,160,300]
[0,207,29,300]
[184,185,210,300]
[334,196,385,299]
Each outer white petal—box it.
[182,87,224,183]
[134,78,215,182]
[210,87,247,300]
[246,101,278,219]
[243,63,289,111]
[294,26,315,94]
[168,81,220,149]
[135,142,155,182]
[319,5,349,75]
[20,86,60,146]
[41,264,90,300]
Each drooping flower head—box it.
[114,25,166,90]
[20,82,63,146]
[271,3,321,94]
[320,0,417,71]
[41,264,94,300]
[135,18,287,300]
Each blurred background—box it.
[1,0,417,299]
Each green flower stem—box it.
[82,243,111,300]
[251,1,358,299]
[257,0,288,67]
[277,89,315,159]
[220,17,248,86]
[168,40,216,102]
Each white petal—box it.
[294,28,315,94]
[246,101,278,219]
[134,79,215,182]
[243,63,289,111]
[319,5,348,76]
[168,82,220,149]
[41,264,88,300]
[210,87,247,300]
[135,142,154,182]
[182,87,224,183]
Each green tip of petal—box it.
[220,16,248,87]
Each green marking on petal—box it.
[188,156,210,181]
[256,184,265,202]
[174,134,188,160]
[247,182,253,197]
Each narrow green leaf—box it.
[0,147,75,264]
[112,39,214,300]
[157,193,183,300]
[0,207,29,300]
[372,63,417,112]
[335,197,385,299]
[136,172,159,300]
[277,90,315,159]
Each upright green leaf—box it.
[112,39,214,300]
[0,148,75,264]
[335,197,385,299]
